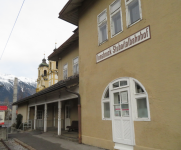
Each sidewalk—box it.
[8,130,106,150]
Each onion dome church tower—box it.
[36,55,58,93]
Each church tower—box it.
[36,56,58,93]
[36,57,49,92]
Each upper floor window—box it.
[73,57,79,75]
[63,64,68,79]
[97,9,108,45]
[125,0,142,27]
[110,0,123,37]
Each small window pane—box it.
[137,98,148,118]
[110,0,121,14]
[114,105,121,116]
[113,82,119,88]
[98,11,106,23]
[104,88,109,98]
[120,81,127,86]
[120,91,128,103]
[121,104,129,117]
[100,23,107,43]
[128,0,140,24]
[135,82,144,93]
[114,92,120,104]
[112,11,122,35]
[104,102,110,118]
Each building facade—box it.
[59,0,181,150]
[15,0,181,150]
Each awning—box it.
[13,74,79,105]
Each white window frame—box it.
[72,57,79,75]
[125,0,142,28]
[109,0,123,38]
[101,77,151,121]
[131,78,150,121]
[101,86,112,120]
[63,63,68,79]
[97,9,108,46]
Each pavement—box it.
[8,130,106,150]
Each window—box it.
[101,77,150,121]
[110,0,123,37]
[73,57,79,75]
[98,10,108,45]
[112,79,128,88]
[101,87,111,120]
[44,70,47,76]
[125,0,142,27]
[63,64,68,79]
[134,80,150,120]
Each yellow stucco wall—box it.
[58,42,79,80]
[18,103,28,123]
[79,0,181,150]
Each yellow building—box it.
[36,58,58,92]
[14,0,181,150]
[58,0,181,150]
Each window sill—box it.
[98,39,108,46]
[134,118,151,121]
[127,18,142,28]
[111,30,123,38]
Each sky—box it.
[0,0,76,80]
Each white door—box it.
[112,87,134,145]
[65,105,70,130]
[37,110,43,128]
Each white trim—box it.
[101,85,112,120]
[109,0,123,38]
[101,77,151,122]
[97,9,108,46]
[125,0,142,28]
[28,96,78,107]
[132,78,151,121]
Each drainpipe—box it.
[65,86,82,144]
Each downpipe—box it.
[65,86,82,144]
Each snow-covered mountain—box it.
[0,73,37,104]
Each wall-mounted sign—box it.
[96,25,151,63]
[0,106,7,110]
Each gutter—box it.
[65,86,82,144]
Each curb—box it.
[14,138,36,150]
